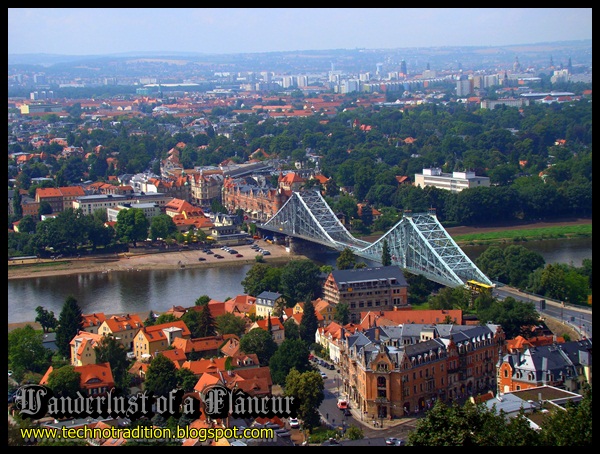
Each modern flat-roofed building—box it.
[414,168,490,193]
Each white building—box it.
[414,168,491,193]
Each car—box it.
[343,409,352,417]
[288,418,300,429]
[214,254,224,259]
[235,254,243,257]
[320,371,327,379]
[261,250,271,255]
[385,438,405,446]
[205,250,213,254]
[198,257,206,261]
[8,370,13,376]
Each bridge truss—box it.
[262,190,492,287]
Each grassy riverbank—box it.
[451,224,592,246]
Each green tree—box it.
[197,305,216,337]
[17,215,36,234]
[283,318,300,340]
[150,214,178,241]
[116,207,149,247]
[333,302,350,325]
[477,296,539,339]
[405,272,439,305]
[154,313,177,325]
[336,247,358,270]
[35,306,58,333]
[38,201,53,217]
[408,399,540,446]
[176,367,199,393]
[55,296,84,358]
[145,310,157,326]
[194,295,211,306]
[280,260,322,306]
[241,263,282,296]
[46,365,82,399]
[8,325,52,380]
[284,369,324,431]
[538,384,592,446]
[12,187,23,219]
[299,297,319,345]
[268,338,311,385]
[144,354,178,397]
[215,312,247,337]
[381,238,392,266]
[344,425,364,440]
[531,263,590,305]
[181,310,203,338]
[239,328,278,366]
[94,334,131,392]
[428,286,470,311]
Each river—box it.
[7,237,591,324]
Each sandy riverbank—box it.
[8,242,298,280]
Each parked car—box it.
[214,254,224,259]
[261,250,271,256]
[320,371,327,379]
[288,418,300,429]
[384,438,406,446]
[235,254,243,258]
[198,257,206,261]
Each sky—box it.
[8,8,592,56]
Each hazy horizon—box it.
[9,8,592,56]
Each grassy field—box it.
[451,224,592,245]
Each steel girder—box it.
[263,190,370,248]
[261,191,492,287]
[353,211,493,287]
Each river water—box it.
[7,237,591,324]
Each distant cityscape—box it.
[8,40,592,100]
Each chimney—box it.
[375,327,380,342]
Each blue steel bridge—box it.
[259,190,492,288]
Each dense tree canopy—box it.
[239,328,278,366]
[144,353,178,397]
[268,338,311,385]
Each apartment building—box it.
[339,323,505,421]
[323,266,409,323]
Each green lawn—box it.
[451,224,592,245]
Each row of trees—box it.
[475,244,592,305]
[8,206,185,257]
